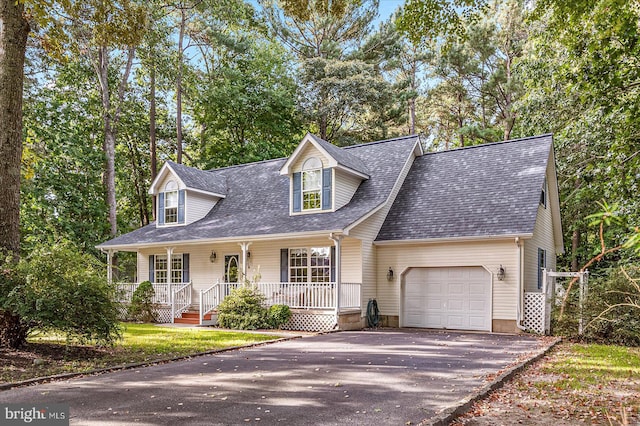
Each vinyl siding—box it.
[349,143,419,314]
[376,240,519,321]
[186,191,217,225]
[334,170,362,210]
[523,163,557,292]
[290,144,329,171]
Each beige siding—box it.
[156,172,180,192]
[290,144,329,172]
[186,191,217,225]
[349,145,419,314]
[334,170,362,210]
[376,240,519,321]
[523,163,558,292]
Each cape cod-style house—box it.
[98,133,563,333]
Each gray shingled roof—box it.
[308,134,369,177]
[376,134,553,241]
[167,161,227,196]
[98,135,420,248]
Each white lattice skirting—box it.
[118,304,173,323]
[281,312,336,332]
[523,292,546,334]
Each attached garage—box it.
[402,267,491,331]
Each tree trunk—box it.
[408,60,417,134]
[0,0,30,348]
[97,47,118,237]
[176,8,186,164]
[0,0,29,254]
[571,229,581,272]
[150,59,157,220]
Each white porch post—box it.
[105,249,116,284]
[166,247,174,322]
[329,233,344,318]
[239,242,252,284]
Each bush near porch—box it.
[217,286,291,330]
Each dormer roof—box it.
[279,133,370,179]
[148,161,226,198]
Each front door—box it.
[224,254,239,284]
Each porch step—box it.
[173,310,213,325]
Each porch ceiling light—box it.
[497,265,506,281]
[210,251,217,263]
[386,267,394,282]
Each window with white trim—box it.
[289,247,331,283]
[155,254,183,283]
[164,180,178,224]
[302,157,322,211]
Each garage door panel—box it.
[403,267,490,331]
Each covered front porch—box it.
[115,281,362,331]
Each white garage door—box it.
[403,267,491,331]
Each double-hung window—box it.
[164,181,179,224]
[288,247,331,283]
[302,158,322,211]
[149,253,189,284]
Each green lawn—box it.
[1,323,282,384]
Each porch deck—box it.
[116,281,362,331]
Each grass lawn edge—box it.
[422,337,563,426]
[0,334,300,392]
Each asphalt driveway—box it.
[0,329,547,425]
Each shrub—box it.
[552,265,640,346]
[0,241,121,347]
[217,286,291,330]
[267,304,291,328]
[128,281,158,323]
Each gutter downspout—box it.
[515,237,526,331]
[329,233,344,325]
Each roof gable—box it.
[376,134,556,242]
[148,161,226,198]
[279,133,370,178]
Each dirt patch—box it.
[0,342,116,383]
[453,343,640,426]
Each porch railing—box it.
[119,281,361,324]
[171,283,192,322]
[115,282,190,308]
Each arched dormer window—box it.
[302,158,322,211]
[158,180,185,226]
[164,181,179,223]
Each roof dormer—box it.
[281,133,369,215]
[149,161,226,227]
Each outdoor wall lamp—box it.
[497,265,506,281]
[387,267,394,282]
[210,251,217,263]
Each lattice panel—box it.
[281,313,336,332]
[117,304,173,323]
[523,292,545,334]
[155,307,173,324]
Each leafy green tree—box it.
[195,38,302,168]
[1,241,121,347]
[516,0,640,270]
[397,0,488,44]
[262,0,396,143]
